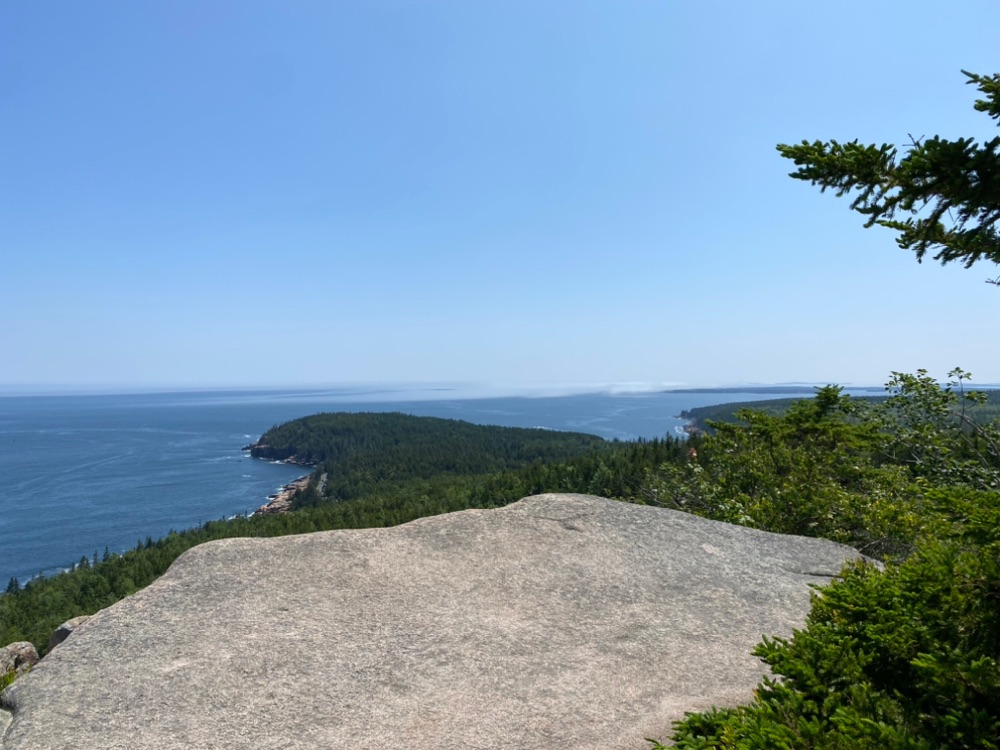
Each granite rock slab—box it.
[0,494,865,750]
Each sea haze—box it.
[0,386,876,585]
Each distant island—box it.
[664,385,884,394]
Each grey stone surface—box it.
[0,640,38,737]
[0,644,37,675]
[0,494,864,750]
[46,616,90,653]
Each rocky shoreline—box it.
[242,434,321,515]
[252,474,312,516]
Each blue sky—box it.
[3,1,998,392]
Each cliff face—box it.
[0,494,865,750]
[243,439,318,466]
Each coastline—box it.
[252,474,312,516]
[3,391,726,586]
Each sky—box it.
[2,1,998,393]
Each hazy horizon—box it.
[0,378,936,401]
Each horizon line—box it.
[0,380,907,400]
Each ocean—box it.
[0,386,868,585]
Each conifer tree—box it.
[777,71,1000,283]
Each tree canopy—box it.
[777,71,1000,282]
[643,372,1000,749]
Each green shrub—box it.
[656,486,1000,750]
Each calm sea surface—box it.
[0,386,870,585]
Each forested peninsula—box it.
[245,411,612,509]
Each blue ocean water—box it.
[0,386,871,586]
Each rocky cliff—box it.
[0,494,865,750]
[243,437,319,466]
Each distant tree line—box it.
[680,388,1000,434]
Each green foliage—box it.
[876,369,1000,490]
[682,394,888,433]
[646,385,921,557]
[653,373,1000,553]
[664,494,1000,749]
[0,668,18,692]
[644,372,1000,749]
[777,71,1000,281]
[247,412,613,509]
[689,68,1000,744]
[683,385,1000,437]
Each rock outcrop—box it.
[0,494,866,750]
[46,617,89,653]
[0,643,37,682]
[243,438,318,466]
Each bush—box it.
[655,486,1000,750]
